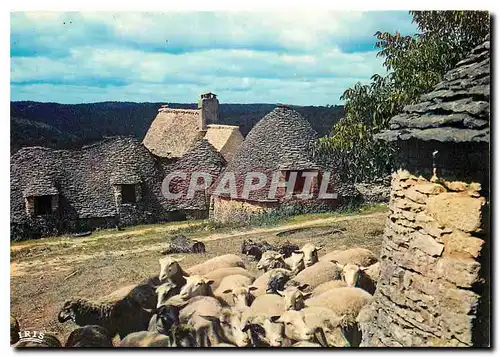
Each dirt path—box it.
[10,221,201,252]
[198,211,386,242]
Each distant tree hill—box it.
[10,101,344,153]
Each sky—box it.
[10,11,418,105]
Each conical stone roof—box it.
[211,106,320,201]
[377,35,490,143]
[167,139,226,210]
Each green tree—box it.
[315,10,490,183]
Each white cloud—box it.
[10,11,416,104]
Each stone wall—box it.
[211,196,276,224]
[359,169,489,347]
[10,137,175,240]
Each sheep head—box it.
[158,256,185,282]
[222,286,258,308]
[265,270,290,294]
[154,305,181,333]
[338,263,365,287]
[243,315,285,347]
[201,309,250,347]
[179,276,214,300]
[294,244,322,267]
[277,285,311,311]
[276,310,314,342]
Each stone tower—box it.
[358,36,490,347]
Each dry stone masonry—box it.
[359,170,488,347]
[361,35,490,347]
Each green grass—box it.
[11,203,388,247]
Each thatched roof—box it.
[142,108,244,161]
[143,108,202,158]
[11,137,172,222]
[204,124,244,162]
[377,35,490,144]
[211,106,321,201]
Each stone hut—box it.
[10,137,174,240]
[165,139,226,220]
[142,93,244,162]
[210,105,350,223]
[360,36,490,347]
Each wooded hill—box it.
[10,101,344,152]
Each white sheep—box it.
[200,308,250,347]
[277,285,311,311]
[319,248,378,267]
[278,307,350,347]
[178,275,216,301]
[187,254,245,276]
[178,296,225,347]
[158,256,189,286]
[286,261,343,291]
[294,243,322,267]
[241,289,306,326]
[156,280,181,308]
[203,267,254,291]
[311,280,347,297]
[243,315,290,347]
[339,263,378,295]
[305,287,372,321]
[118,331,172,347]
[214,274,256,308]
[243,293,285,321]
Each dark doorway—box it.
[121,184,137,204]
[34,195,53,215]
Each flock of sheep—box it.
[11,241,380,348]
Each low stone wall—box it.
[359,169,489,347]
[355,180,391,204]
[211,197,276,224]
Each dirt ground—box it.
[10,209,387,344]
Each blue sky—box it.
[10,11,418,105]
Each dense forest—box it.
[10,101,344,152]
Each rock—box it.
[426,193,486,233]
[443,181,468,192]
[394,198,425,212]
[410,231,444,257]
[414,183,446,195]
[443,231,484,259]
[436,257,481,288]
[406,187,428,204]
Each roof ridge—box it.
[158,108,199,114]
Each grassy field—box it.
[10,204,388,344]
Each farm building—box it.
[360,35,490,347]
[10,137,175,240]
[10,94,243,240]
[210,104,357,223]
[143,92,244,162]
